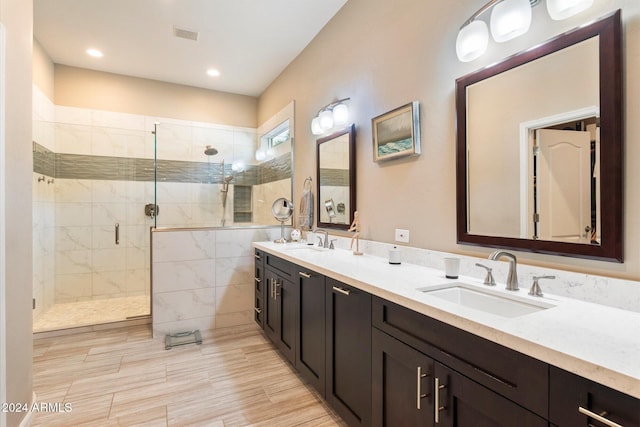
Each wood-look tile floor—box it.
[32,324,347,426]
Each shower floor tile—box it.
[33,295,150,333]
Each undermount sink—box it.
[417,282,555,318]
[279,244,328,252]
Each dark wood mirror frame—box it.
[455,10,623,262]
[316,124,356,231]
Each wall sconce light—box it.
[456,0,593,62]
[311,98,350,136]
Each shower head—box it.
[224,175,234,183]
[204,145,218,156]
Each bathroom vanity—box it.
[253,242,639,427]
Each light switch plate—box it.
[395,229,410,243]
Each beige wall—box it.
[1,0,34,426]
[55,65,258,128]
[33,38,53,100]
[258,0,640,280]
[467,37,599,238]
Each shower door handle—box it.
[115,223,120,245]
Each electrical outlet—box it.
[395,229,410,243]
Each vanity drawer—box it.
[549,366,639,427]
[264,253,293,278]
[372,296,548,417]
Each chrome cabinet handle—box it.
[115,223,120,245]
[270,279,275,299]
[299,272,312,278]
[416,366,428,410]
[579,407,624,427]
[435,377,447,423]
[254,254,261,260]
[274,281,281,297]
[254,277,261,283]
[254,307,262,314]
[332,286,351,296]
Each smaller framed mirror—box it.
[317,124,356,230]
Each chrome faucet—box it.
[529,275,555,297]
[488,250,519,291]
[316,229,329,248]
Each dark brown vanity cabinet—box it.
[263,254,297,364]
[326,277,372,427]
[549,366,639,427]
[296,267,326,395]
[372,328,547,427]
[254,251,639,427]
[372,296,548,427]
[253,249,265,328]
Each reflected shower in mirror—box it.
[456,10,622,261]
[317,124,356,230]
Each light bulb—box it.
[232,161,245,172]
[332,103,349,126]
[456,20,489,62]
[311,117,323,135]
[490,0,532,42]
[319,110,334,130]
[546,0,593,20]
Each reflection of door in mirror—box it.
[319,134,350,224]
[456,10,622,262]
[533,126,599,244]
[466,36,599,240]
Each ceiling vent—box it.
[173,26,199,41]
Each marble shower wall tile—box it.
[151,226,282,337]
[152,230,215,262]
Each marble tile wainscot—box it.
[151,226,283,337]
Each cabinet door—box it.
[550,366,639,427]
[434,362,547,427]
[372,328,434,427]
[326,278,372,427]
[264,268,296,363]
[253,250,265,328]
[296,269,326,395]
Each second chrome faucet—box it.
[488,250,519,291]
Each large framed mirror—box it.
[317,124,356,230]
[456,10,622,262]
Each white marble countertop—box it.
[254,241,640,399]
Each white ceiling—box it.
[34,0,347,97]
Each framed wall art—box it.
[372,101,421,162]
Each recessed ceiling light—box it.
[207,69,221,77]
[86,48,103,58]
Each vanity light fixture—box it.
[456,0,593,62]
[547,0,594,21]
[207,68,221,77]
[311,98,350,136]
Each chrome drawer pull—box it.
[299,272,312,278]
[416,366,429,410]
[254,254,261,260]
[254,277,261,283]
[332,286,351,296]
[435,377,447,423]
[579,407,624,427]
[254,307,262,314]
